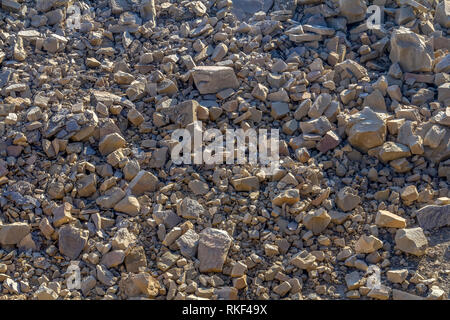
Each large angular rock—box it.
[176,229,200,259]
[378,142,411,162]
[272,189,300,206]
[336,187,361,212]
[114,195,140,216]
[76,174,97,197]
[98,133,126,156]
[127,170,159,195]
[375,210,407,228]
[434,0,450,28]
[231,176,260,192]
[355,235,383,254]
[346,107,386,152]
[192,66,239,94]
[0,222,31,245]
[395,228,428,256]
[303,208,331,235]
[198,228,232,273]
[58,225,89,260]
[338,0,367,24]
[390,27,433,72]
[231,0,274,19]
[416,205,450,230]
[177,198,205,219]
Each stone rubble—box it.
[0,0,447,301]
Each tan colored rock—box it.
[395,227,428,256]
[0,222,31,245]
[303,208,331,235]
[378,142,411,162]
[390,27,433,72]
[387,269,408,283]
[375,210,406,228]
[127,170,159,195]
[177,198,205,219]
[52,202,75,227]
[346,107,386,152]
[354,235,383,254]
[99,133,126,156]
[231,176,260,192]
[77,174,97,197]
[114,195,141,216]
[338,0,367,23]
[192,66,239,94]
[401,185,419,203]
[272,188,300,206]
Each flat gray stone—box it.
[416,205,450,230]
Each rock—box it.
[149,147,168,168]
[34,286,58,300]
[390,27,433,72]
[308,93,331,118]
[303,208,331,235]
[416,205,450,230]
[401,185,419,203]
[112,228,136,251]
[375,210,407,229]
[192,66,239,94]
[0,222,31,245]
[99,133,126,156]
[393,289,424,300]
[231,176,260,192]
[354,235,383,254]
[58,225,89,260]
[317,131,341,153]
[346,107,387,152]
[97,187,126,209]
[427,286,446,300]
[290,250,317,270]
[81,276,97,296]
[434,0,450,28]
[130,272,160,298]
[423,125,446,149]
[77,174,97,197]
[2,0,21,12]
[345,271,364,290]
[127,170,159,195]
[177,198,205,219]
[338,0,367,24]
[251,84,268,101]
[231,0,274,19]
[336,187,361,212]
[176,229,200,259]
[198,228,232,273]
[124,246,147,273]
[188,180,209,195]
[271,102,290,120]
[114,196,140,216]
[395,228,428,256]
[52,202,75,227]
[438,83,450,103]
[367,286,390,300]
[377,142,411,162]
[272,189,300,206]
[101,250,125,268]
[335,60,368,80]
[387,269,408,283]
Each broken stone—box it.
[198,228,232,273]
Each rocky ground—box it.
[0,0,449,300]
